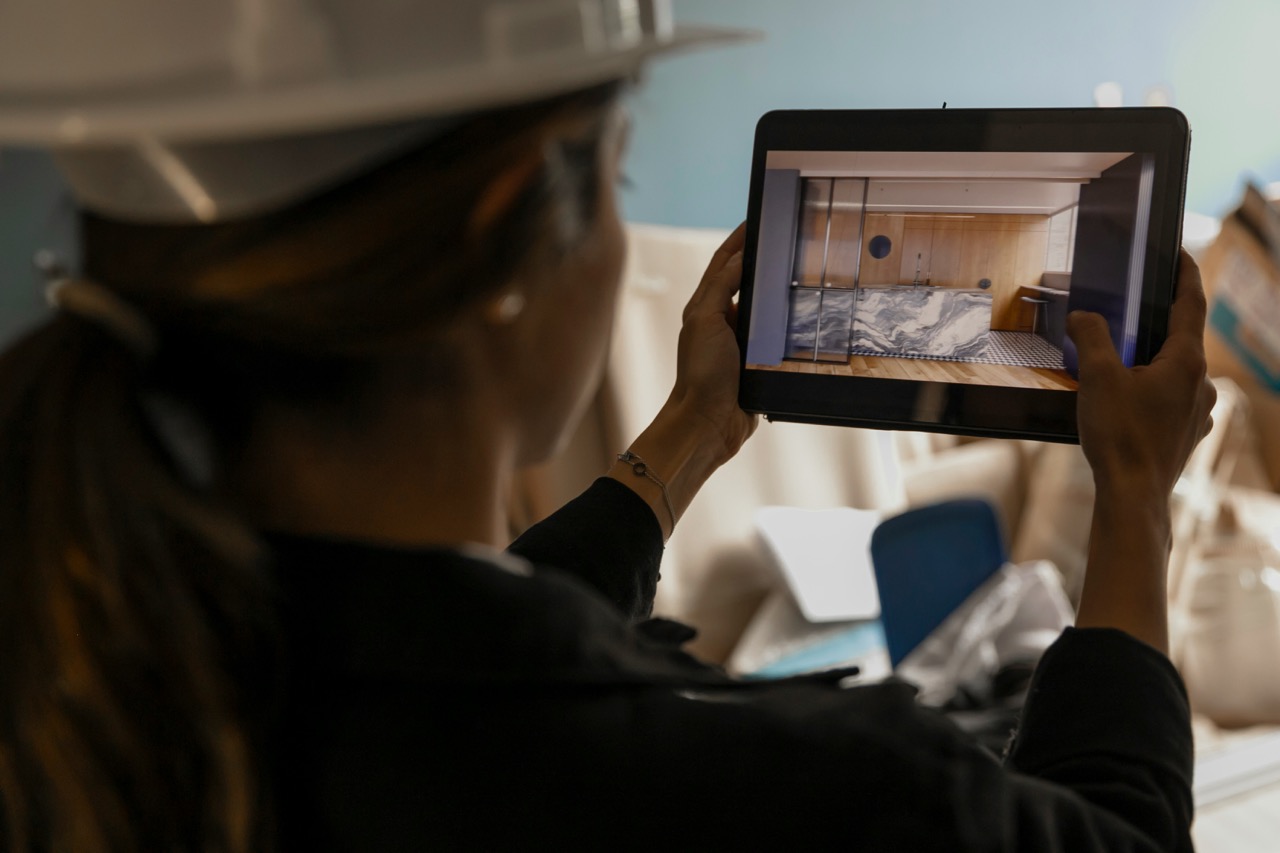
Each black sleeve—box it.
[1003,626,1194,852]
[602,628,1194,851]
[507,477,664,621]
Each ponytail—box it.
[0,314,271,852]
[0,77,625,851]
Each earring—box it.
[494,291,526,323]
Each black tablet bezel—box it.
[735,107,1191,443]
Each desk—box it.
[1017,285,1069,348]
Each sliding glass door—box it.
[785,177,868,362]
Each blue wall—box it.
[4,0,1278,336]
[0,150,76,343]
[622,0,1280,227]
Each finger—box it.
[1067,310,1122,377]
[1165,248,1208,348]
[1150,249,1209,371]
[685,251,744,322]
[1200,377,1219,426]
[1195,402,1216,447]
[1205,376,1219,411]
[687,223,747,309]
[708,222,747,271]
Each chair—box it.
[1019,295,1049,335]
[869,498,1008,668]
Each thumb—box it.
[1067,311,1121,376]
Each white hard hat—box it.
[0,0,754,223]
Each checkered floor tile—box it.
[850,331,1064,369]
[982,331,1066,368]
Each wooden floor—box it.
[750,354,1078,391]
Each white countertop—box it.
[858,284,991,294]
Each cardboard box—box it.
[1200,185,1280,491]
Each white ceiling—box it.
[767,150,1131,178]
[771,150,1132,214]
[863,179,1082,214]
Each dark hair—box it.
[0,79,623,852]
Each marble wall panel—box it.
[851,289,992,359]
[786,289,820,356]
[786,289,858,361]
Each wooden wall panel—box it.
[858,213,905,285]
[793,204,1050,325]
[980,216,1048,330]
[929,226,964,286]
[958,224,996,287]
[983,226,1018,329]
[898,226,935,284]
[1009,228,1052,328]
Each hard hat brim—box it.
[0,25,758,146]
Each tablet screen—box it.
[736,109,1189,442]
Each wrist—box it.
[658,390,746,468]
[1077,491,1174,654]
[615,449,676,533]
[607,402,727,540]
[1092,469,1174,516]
[1086,488,1174,591]
[628,401,725,494]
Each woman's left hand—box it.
[610,223,759,539]
[665,222,759,463]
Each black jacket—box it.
[264,478,1193,851]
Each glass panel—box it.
[824,178,866,288]
[1046,205,1077,271]
[815,289,856,362]
[792,179,832,286]
[786,288,820,359]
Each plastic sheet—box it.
[896,560,1074,708]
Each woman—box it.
[0,1,1215,850]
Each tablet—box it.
[735,108,1191,443]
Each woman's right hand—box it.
[1068,249,1217,653]
[1069,249,1217,502]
